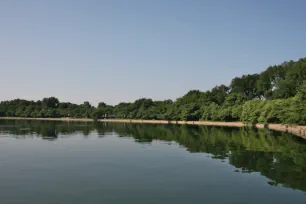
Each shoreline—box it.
[0,117,306,139]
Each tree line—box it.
[0,57,305,124]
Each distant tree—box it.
[42,97,59,108]
[83,101,92,108]
[230,74,259,100]
[210,85,229,105]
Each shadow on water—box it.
[0,119,306,192]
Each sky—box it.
[0,0,306,105]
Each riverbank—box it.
[0,117,305,139]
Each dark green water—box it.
[0,120,306,204]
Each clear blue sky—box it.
[1,0,305,105]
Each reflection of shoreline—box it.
[0,117,306,139]
[1,119,306,192]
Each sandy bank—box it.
[0,117,305,139]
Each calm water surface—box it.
[0,120,306,204]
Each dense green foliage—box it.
[1,57,306,124]
[0,97,95,118]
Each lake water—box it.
[0,120,306,204]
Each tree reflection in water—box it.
[1,119,306,192]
